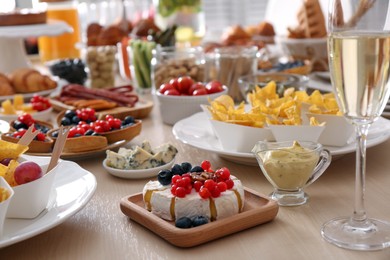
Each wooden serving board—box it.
[50,98,154,119]
[120,187,279,248]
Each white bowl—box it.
[155,86,228,125]
[210,119,274,153]
[306,113,354,147]
[268,124,325,143]
[276,36,328,70]
[0,107,53,122]
[6,162,59,219]
[102,158,175,179]
[0,177,14,237]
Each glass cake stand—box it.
[0,19,72,73]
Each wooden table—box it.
[1,94,390,260]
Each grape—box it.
[0,158,12,166]
[14,161,43,185]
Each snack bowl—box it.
[0,176,14,236]
[99,120,142,143]
[238,72,309,100]
[268,124,325,143]
[209,119,274,153]
[103,158,175,179]
[47,129,108,153]
[276,36,328,71]
[0,107,53,122]
[306,113,354,147]
[155,86,228,125]
[1,133,54,153]
[6,162,60,219]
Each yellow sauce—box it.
[261,141,319,190]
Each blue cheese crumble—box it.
[105,140,178,170]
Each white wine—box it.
[328,32,390,121]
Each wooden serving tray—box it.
[120,187,279,248]
[50,98,153,119]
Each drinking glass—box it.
[321,0,390,250]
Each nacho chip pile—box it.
[0,140,28,187]
[207,81,340,127]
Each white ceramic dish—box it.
[0,177,14,237]
[103,159,175,179]
[154,86,228,125]
[0,119,10,134]
[0,107,53,122]
[172,112,390,165]
[0,155,96,248]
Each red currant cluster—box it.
[30,95,51,111]
[75,108,97,122]
[170,160,235,199]
[12,128,46,141]
[67,115,126,138]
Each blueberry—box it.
[85,129,94,136]
[175,217,192,229]
[122,116,135,125]
[192,215,209,227]
[51,131,59,138]
[36,124,49,133]
[171,164,184,175]
[64,110,77,119]
[13,120,27,130]
[157,169,173,185]
[180,162,192,173]
[190,166,204,173]
[71,116,80,124]
[61,117,71,126]
[91,132,101,136]
[73,133,82,138]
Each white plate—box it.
[172,112,390,165]
[0,119,10,134]
[0,155,97,248]
[0,107,53,122]
[102,159,175,179]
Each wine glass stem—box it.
[353,123,371,223]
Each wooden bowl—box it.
[10,119,53,133]
[1,132,54,153]
[47,129,108,153]
[100,120,142,144]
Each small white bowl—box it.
[210,119,274,153]
[0,177,14,237]
[306,113,354,147]
[155,86,228,125]
[268,124,325,143]
[0,107,53,122]
[103,158,175,179]
[6,162,59,219]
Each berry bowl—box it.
[0,176,14,237]
[99,119,142,144]
[155,84,228,125]
[0,107,53,123]
[47,129,108,153]
[6,160,60,219]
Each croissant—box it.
[0,72,14,96]
[10,68,57,93]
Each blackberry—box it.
[190,166,204,173]
[175,217,192,229]
[181,162,192,173]
[192,215,209,227]
[157,169,173,185]
[171,164,185,175]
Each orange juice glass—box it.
[37,0,81,61]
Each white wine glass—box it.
[321,0,390,250]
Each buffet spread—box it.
[1,0,390,257]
